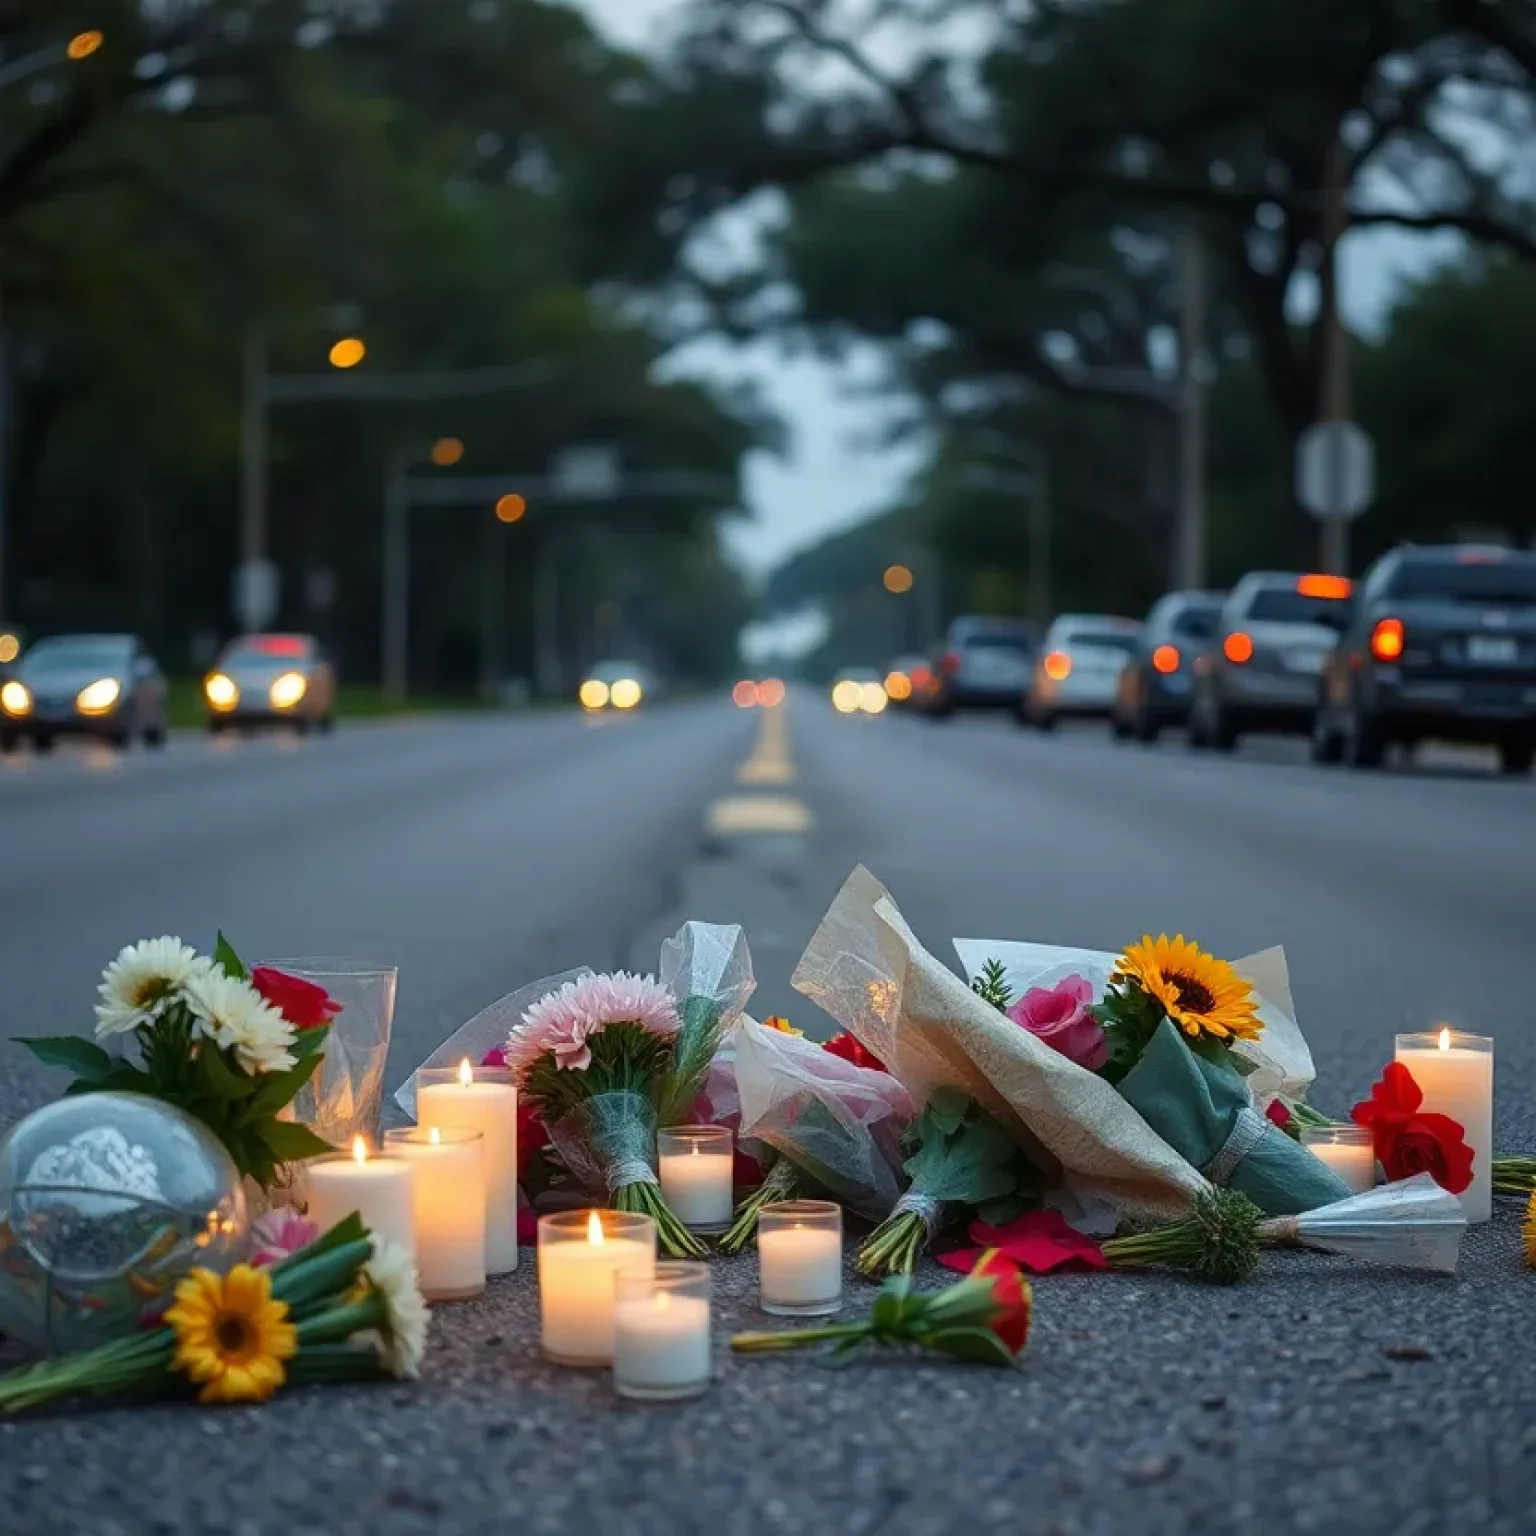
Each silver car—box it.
[0,633,168,752]
[204,633,337,734]
[1025,615,1142,730]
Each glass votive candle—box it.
[383,1127,486,1301]
[1396,1029,1493,1223]
[415,1060,519,1274]
[757,1200,842,1317]
[658,1125,734,1233]
[613,1262,713,1402]
[1300,1125,1376,1195]
[537,1209,657,1366]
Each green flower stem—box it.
[1494,1156,1536,1194]
[295,1297,383,1349]
[614,1179,709,1259]
[856,1211,927,1277]
[731,1323,867,1354]
[286,1344,387,1385]
[0,1332,173,1414]
[718,1162,802,1256]
[1099,1189,1261,1285]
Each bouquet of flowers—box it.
[967,935,1351,1216]
[18,935,335,1188]
[0,1214,428,1414]
[856,1088,1040,1276]
[718,1018,913,1255]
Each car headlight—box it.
[205,672,239,710]
[579,679,609,710]
[1,680,30,717]
[609,678,643,710]
[76,678,121,715]
[859,682,888,714]
[269,671,307,710]
[831,681,862,714]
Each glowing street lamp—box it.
[67,31,104,61]
[328,337,367,370]
[430,437,465,467]
[494,493,526,524]
[883,564,914,594]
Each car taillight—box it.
[1043,650,1072,681]
[1151,644,1180,675]
[1370,617,1405,661]
[941,651,960,676]
[912,664,932,689]
[1223,631,1254,664]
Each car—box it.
[927,616,1041,718]
[0,633,168,752]
[883,654,931,709]
[203,633,336,733]
[830,667,888,715]
[1312,544,1536,774]
[1025,615,1142,730]
[1188,573,1353,751]
[579,660,656,712]
[1113,590,1225,742]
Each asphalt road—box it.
[0,697,1532,1536]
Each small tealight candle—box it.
[306,1136,416,1253]
[1300,1125,1376,1195]
[613,1262,713,1402]
[416,1058,519,1274]
[757,1200,842,1317]
[1396,1028,1494,1222]
[384,1127,486,1300]
[658,1126,734,1233]
[538,1209,656,1366]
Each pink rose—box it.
[1005,975,1107,1071]
[250,1207,320,1267]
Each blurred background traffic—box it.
[0,1,1531,771]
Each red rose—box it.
[1351,1061,1474,1195]
[974,1248,1033,1357]
[823,1032,886,1073]
[1264,1098,1292,1131]
[250,967,341,1030]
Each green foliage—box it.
[1090,978,1171,1086]
[971,960,1013,1014]
[519,1022,674,1128]
[657,994,725,1128]
[1101,1188,1263,1284]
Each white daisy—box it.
[185,969,297,1075]
[94,936,209,1038]
[362,1239,430,1380]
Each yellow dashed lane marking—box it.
[708,700,811,834]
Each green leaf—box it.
[244,1053,323,1120]
[256,1119,335,1162]
[213,932,247,980]
[924,1087,970,1136]
[289,1025,329,1061]
[916,1325,1019,1367]
[970,958,1013,1012]
[16,1036,115,1080]
[197,1043,254,1101]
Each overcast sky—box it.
[573,0,1459,581]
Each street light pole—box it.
[1175,225,1208,590]
[381,445,413,700]
[1318,141,1352,578]
[240,327,268,572]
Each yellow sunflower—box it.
[165,1263,297,1405]
[1114,935,1262,1044]
[761,1015,803,1037]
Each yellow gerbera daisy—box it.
[1114,935,1262,1044]
[165,1264,297,1405]
[1524,1192,1536,1268]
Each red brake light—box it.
[249,635,307,657]
[732,681,759,708]
[941,651,961,676]
[1370,617,1405,661]
[758,678,786,708]
[1297,574,1352,599]
[1223,631,1254,664]
[1151,644,1180,675]
[912,664,932,689]
[1043,650,1072,682]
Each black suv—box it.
[1313,544,1536,773]
[1112,590,1224,742]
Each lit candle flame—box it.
[429,1126,441,1146]
[1438,1027,1452,1052]
[587,1210,604,1246]
[458,1057,474,1087]
[352,1135,368,1165]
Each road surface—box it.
[0,697,1530,1536]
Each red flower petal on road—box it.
[938,1209,1108,1275]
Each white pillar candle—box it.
[1300,1128,1377,1195]
[538,1210,656,1366]
[307,1137,416,1253]
[613,1264,712,1402]
[385,1127,486,1300]
[758,1201,843,1316]
[1395,1029,1494,1223]
[417,1060,519,1274]
[658,1126,734,1232]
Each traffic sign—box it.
[232,559,280,631]
[551,444,619,501]
[1296,420,1375,521]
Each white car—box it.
[204,634,337,734]
[1025,615,1143,730]
[579,660,657,712]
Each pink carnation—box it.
[251,1206,320,1267]
[505,971,680,1075]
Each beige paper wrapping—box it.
[793,867,1207,1224]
